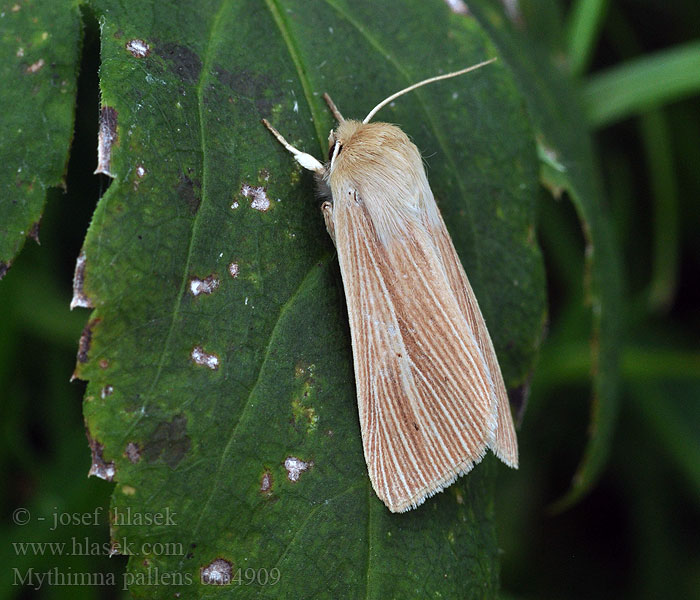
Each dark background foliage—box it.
[1,0,698,598]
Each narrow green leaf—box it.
[585,40,700,127]
[76,0,545,597]
[0,0,81,275]
[565,0,609,76]
[633,381,700,501]
[639,111,680,311]
[468,0,624,509]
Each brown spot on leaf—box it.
[143,415,191,468]
[214,66,278,114]
[260,470,273,495]
[99,358,110,369]
[95,106,118,177]
[200,558,232,585]
[125,442,141,463]
[71,251,94,309]
[125,39,150,58]
[86,430,115,481]
[77,318,101,363]
[177,173,201,214]
[156,42,202,84]
[0,261,11,280]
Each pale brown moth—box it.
[262,59,518,513]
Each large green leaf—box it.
[468,0,623,508]
[0,0,81,276]
[76,0,544,596]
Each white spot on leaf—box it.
[285,456,313,482]
[125,39,150,58]
[241,183,270,212]
[191,346,219,370]
[26,58,45,73]
[189,274,220,296]
[201,559,232,585]
[228,263,239,278]
[444,0,470,14]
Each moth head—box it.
[326,120,369,173]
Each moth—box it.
[263,59,518,513]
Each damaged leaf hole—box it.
[125,39,150,58]
[189,274,220,296]
[240,183,270,212]
[200,558,232,586]
[190,346,219,370]
[228,263,239,278]
[284,456,313,482]
[86,431,115,481]
[96,106,118,178]
[71,251,93,309]
[76,318,101,363]
[28,219,41,244]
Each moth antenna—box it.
[261,118,324,173]
[323,93,345,123]
[362,57,497,124]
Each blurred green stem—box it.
[535,343,700,390]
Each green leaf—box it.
[0,0,81,276]
[467,1,623,509]
[584,40,700,127]
[76,0,545,597]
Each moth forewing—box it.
[261,59,518,513]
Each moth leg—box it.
[261,119,324,173]
[321,201,336,245]
[323,93,345,123]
